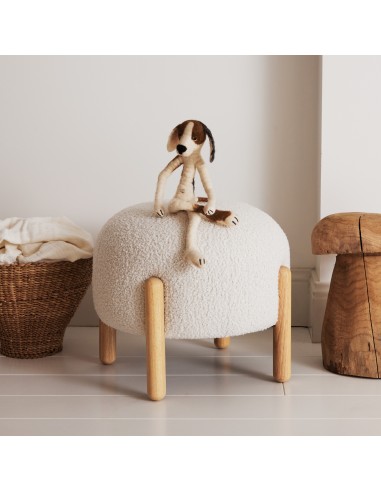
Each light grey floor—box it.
[1,326,381,435]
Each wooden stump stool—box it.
[312,213,381,378]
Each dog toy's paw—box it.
[223,213,239,227]
[154,206,165,217]
[203,202,216,216]
[185,249,206,269]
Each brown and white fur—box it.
[154,120,238,268]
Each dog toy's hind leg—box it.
[185,211,205,268]
[193,202,239,227]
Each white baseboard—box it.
[290,268,312,327]
[71,267,316,330]
[309,269,329,342]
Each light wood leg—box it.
[273,266,291,382]
[145,277,166,401]
[99,320,116,365]
[214,337,230,349]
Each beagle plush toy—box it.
[154,119,238,268]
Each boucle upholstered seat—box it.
[93,202,291,400]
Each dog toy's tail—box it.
[193,198,238,227]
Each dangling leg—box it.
[194,199,239,227]
[185,211,205,268]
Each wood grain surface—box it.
[312,212,381,255]
[313,212,381,377]
[322,254,379,378]
[360,214,381,254]
[363,255,381,364]
[311,213,362,255]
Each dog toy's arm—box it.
[154,155,183,217]
[197,163,216,216]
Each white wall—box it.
[311,55,381,340]
[320,56,381,281]
[0,56,319,325]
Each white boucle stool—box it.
[93,202,291,400]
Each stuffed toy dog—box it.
[154,119,238,268]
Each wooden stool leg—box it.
[273,266,291,382]
[99,320,116,365]
[214,337,230,349]
[145,277,166,401]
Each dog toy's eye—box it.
[192,137,197,141]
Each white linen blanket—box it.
[0,217,93,265]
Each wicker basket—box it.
[0,258,92,358]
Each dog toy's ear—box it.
[167,125,179,152]
[203,124,215,162]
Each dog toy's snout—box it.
[176,144,187,155]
